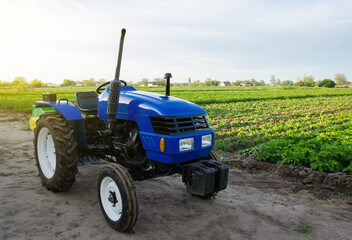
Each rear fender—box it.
[33,101,87,147]
[35,100,83,120]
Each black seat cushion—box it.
[75,91,98,112]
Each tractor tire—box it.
[34,112,78,191]
[97,164,138,232]
[209,150,221,162]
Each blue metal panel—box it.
[146,148,212,164]
[139,130,214,164]
[69,119,88,148]
[35,101,87,147]
[35,101,83,120]
[98,86,206,133]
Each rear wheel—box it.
[34,112,78,191]
[98,164,138,232]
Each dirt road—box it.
[0,109,351,240]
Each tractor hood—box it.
[98,86,205,119]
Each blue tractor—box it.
[31,29,229,232]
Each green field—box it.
[1,86,351,174]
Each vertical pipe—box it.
[114,28,126,80]
[164,73,172,96]
[107,29,126,121]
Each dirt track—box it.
[0,109,351,240]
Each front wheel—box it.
[209,150,221,162]
[97,164,138,232]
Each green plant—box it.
[294,223,311,234]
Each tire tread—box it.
[34,112,78,191]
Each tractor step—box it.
[78,155,101,166]
[181,159,229,197]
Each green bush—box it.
[318,79,336,88]
[253,123,352,174]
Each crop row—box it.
[144,86,352,104]
[204,96,352,174]
[1,87,352,112]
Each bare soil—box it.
[223,155,352,201]
[0,109,351,240]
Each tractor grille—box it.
[150,114,210,135]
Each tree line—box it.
[138,74,349,88]
[0,77,109,88]
[0,73,349,89]
[0,76,47,88]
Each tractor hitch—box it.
[181,160,229,197]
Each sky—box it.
[0,0,351,84]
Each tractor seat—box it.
[75,91,98,114]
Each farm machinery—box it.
[30,29,229,232]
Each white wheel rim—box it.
[100,176,123,221]
[37,127,56,179]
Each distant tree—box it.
[191,79,200,87]
[97,78,107,85]
[281,80,294,86]
[242,80,252,86]
[140,78,149,86]
[30,78,45,88]
[188,77,191,87]
[270,75,276,86]
[294,75,315,87]
[258,80,266,86]
[204,78,212,86]
[249,78,259,86]
[334,73,348,85]
[60,79,76,87]
[154,77,165,86]
[83,78,96,87]
[232,80,242,86]
[204,78,219,86]
[270,75,282,86]
[0,80,11,87]
[303,75,315,87]
[18,81,29,88]
[12,76,27,86]
[317,79,336,88]
[294,80,303,87]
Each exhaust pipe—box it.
[107,28,126,127]
[164,73,172,96]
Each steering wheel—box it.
[96,80,127,94]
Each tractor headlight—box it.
[179,137,194,152]
[202,134,212,147]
